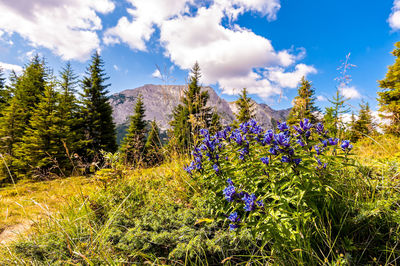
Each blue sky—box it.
[0,0,399,113]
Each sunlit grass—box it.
[0,176,98,234]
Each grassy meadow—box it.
[0,132,399,265]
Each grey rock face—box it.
[110,84,290,130]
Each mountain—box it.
[109,84,290,142]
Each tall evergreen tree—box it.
[377,42,400,135]
[170,62,213,152]
[81,52,117,159]
[58,62,84,158]
[287,77,319,125]
[15,80,67,178]
[0,67,8,112]
[0,56,47,178]
[145,120,163,166]
[120,94,147,165]
[235,88,255,124]
[349,101,375,142]
[209,111,222,134]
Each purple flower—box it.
[293,125,303,134]
[229,223,239,231]
[242,193,257,211]
[269,146,279,155]
[256,200,264,207]
[200,128,209,136]
[277,121,289,132]
[213,164,219,173]
[274,133,291,147]
[297,138,305,147]
[300,118,313,131]
[262,130,274,145]
[314,145,323,155]
[341,140,353,152]
[281,156,290,163]
[315,123,326,135]
[223,185,236,202]
[293,158,301,165]
[320,139,328,147]
[327,138,339,146]
[260,157,269,165]
[228,212,240,223]
[227,178,234,186]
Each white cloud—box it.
[113,64,119,71]
[0,62,23,73]
[0,0,115,61]
[317,95,327,101]
[105,0,316,99]
[339,86,361,99]
[152,69,162,79]
[389,0,400,30]
[267,64,317,88]
[104,0,191,51]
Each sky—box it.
[0,0,399,112]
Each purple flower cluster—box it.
[184,118,356,232]
[222,179,264,230]
[341,140,353,152]
[228,212,240,230]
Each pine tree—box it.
[287,77,319,125]
[0,56,47,178]
[170,62,213,152]
[377,42,400,135]
[120,94,147,165]
[235,88,255,124]
[349,101,375,141]
[0,67,9,113]
[81,52,117,160]
[15,80,68,178]
[145,120,163,166]
[58,62,84,160]
[209,111,222,134]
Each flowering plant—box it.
[185,119,353,248]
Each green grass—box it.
[0,176,98,234]
[0,137,400,264]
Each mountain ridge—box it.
[109,84,291,132]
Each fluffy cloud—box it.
[389,0,400,30]
[0,0,115,61]
[339,86,361,99]
[0,62,23,73]
[316,95,327,101]
[152,69,162,79]
[266,64,317,88]
[104,0,191,51]
[105,0,316,99]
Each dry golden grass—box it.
[0,176,98,234]
[353,134,400,163]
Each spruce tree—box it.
[0,56,47,178]
[287,77,319,125]
[349,101,375,141]
[235,88,255,124]
[0,67,9,112]
[377,42,400,135]
[170,62,213,152]
[15,80,67,178]
[58,62,84,159]
[209,111,222,134]
[81,52,117,160]
[120,94,147,165]
[145,120,163,166]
